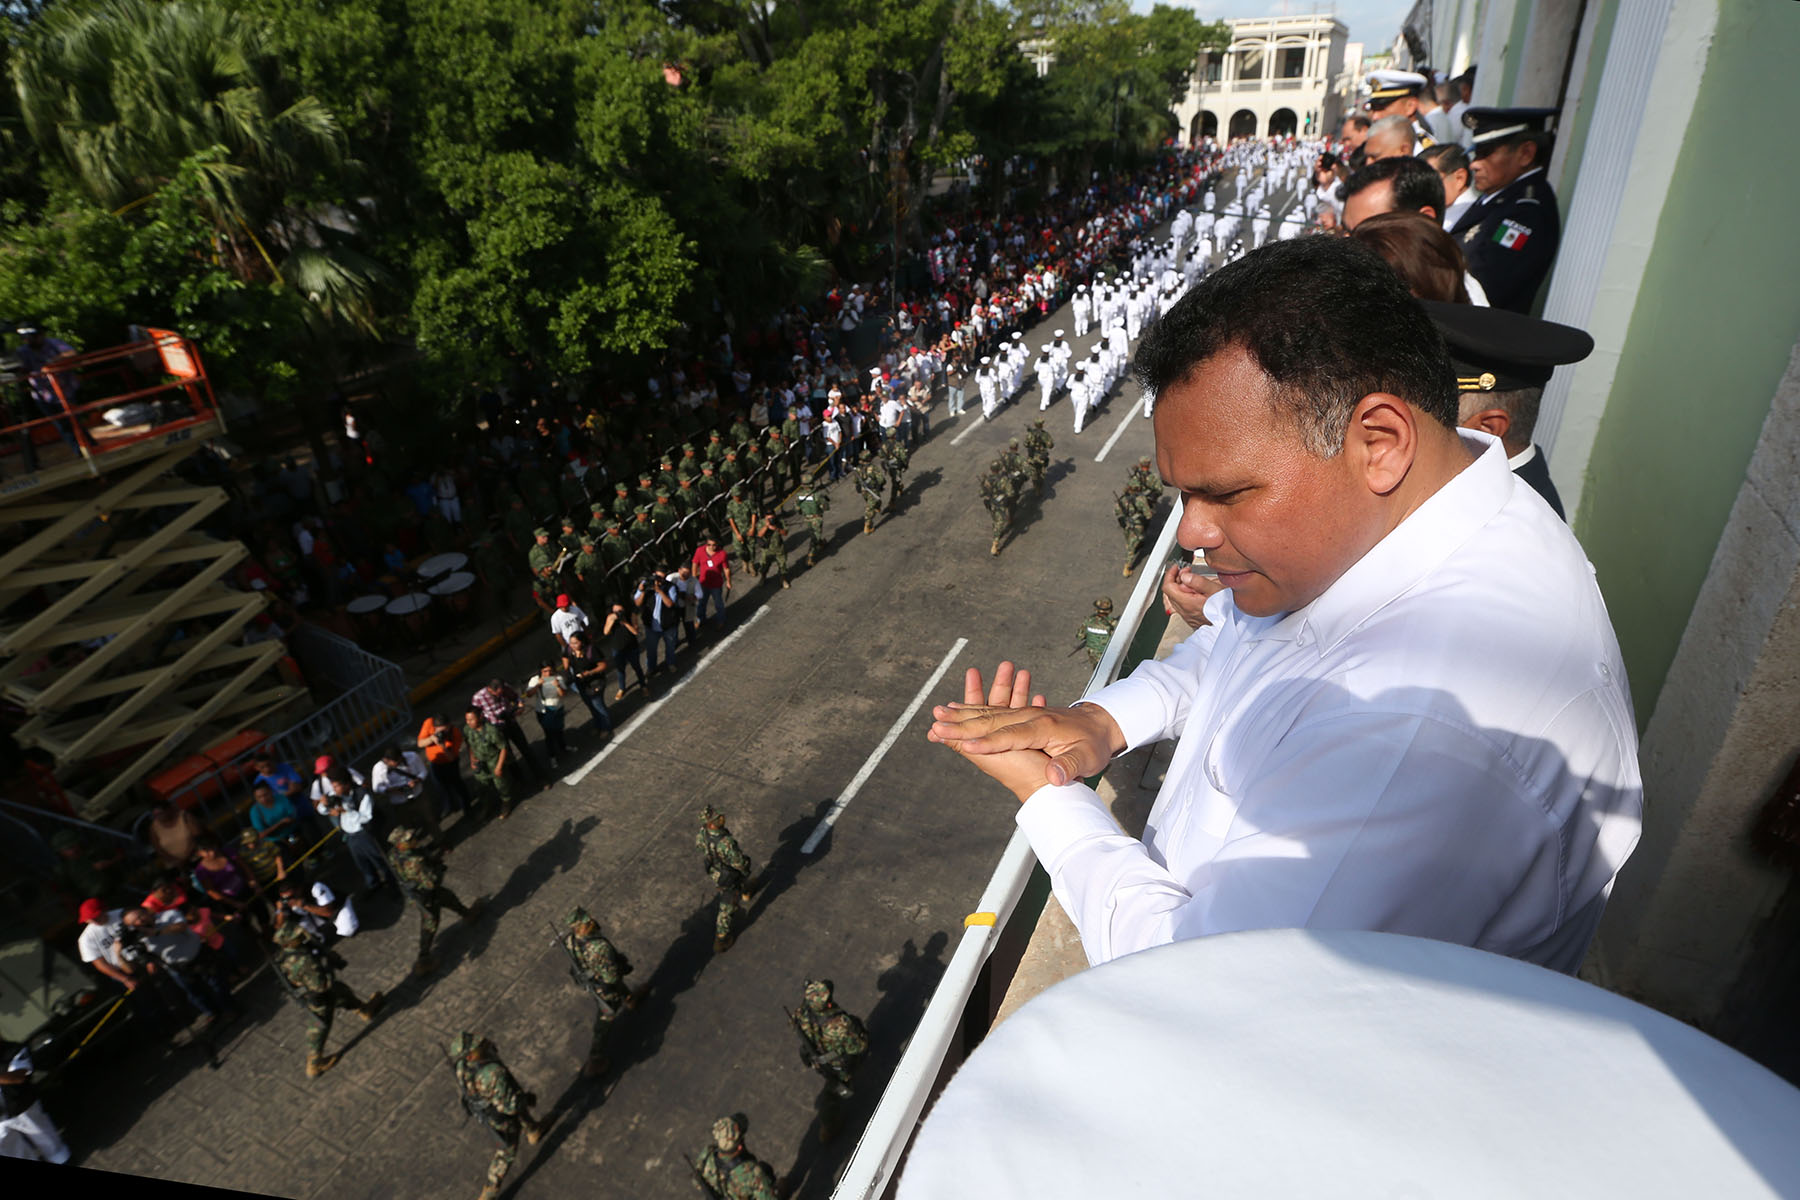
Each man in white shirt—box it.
[76,899,136,992]
[316,770,395,893]
[549,593,589,651]
[930,237,1640,974]
[372,743,440,837]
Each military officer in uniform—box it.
[388,826,485,976]
[697,806,757,952]
[525,527,556,580]
[692,1115,778,1200]
[270,909,384,1079]
[1453,107,1562,312]
[1023,418,1053,495]
[788,978,870,1142]
[1364,68,1438,152]
[1423,299,1595,520]
[796,482,830,565]
[1076,597,1118,666]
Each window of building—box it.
[1238,47,1264,80]
[1279,47,1307,79]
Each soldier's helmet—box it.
[1095,597,1113,613]
[565,905,596,932]
[803,979,834,1008]
[712,1116,744,1151]
[699,805,723,827]
[1032,417,1045,427]
[272,920,309,948]
[386,825,423,848]
[450,1031,479,1058]
[1138,455,1152,465]
[1008,438,1020,449]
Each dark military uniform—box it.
[855,463,884,533]
[1453,168,1562,313]
[752,512,789,589]
[1116,484,1156,575]
[879,438,909,512]
[980,461,1018,555]
[724,492,754,563]
[272,918,383,1077]
[450,1033,543,1200]
[1077,598,1118,665]
[526,530,556,580]
[387,827,482,972]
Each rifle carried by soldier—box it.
[549,919,617,1018]
[784,1005,819,1072]
[683,1153,725,1200]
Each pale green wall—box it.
[1575,0,1800,720]
[1495,0,1535,103]
[1549,0,1621,202]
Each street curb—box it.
[407,611,539,705]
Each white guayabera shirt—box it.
[1017,432,1643,973]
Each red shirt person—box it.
[691,535,733,628]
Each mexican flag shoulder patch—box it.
[1494,219,1532,250]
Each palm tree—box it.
[13,0,384,329]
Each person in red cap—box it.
[549,592,590,654]
[306,753,364,810]
[76,898,137,992]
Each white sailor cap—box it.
[980,356,991,364]
[1012,331,1023,340]
[1365,68,1428,107]
[1053,330,1064,337]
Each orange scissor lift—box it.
[0,331,303,819]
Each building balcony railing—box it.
[831,503,1185,1199]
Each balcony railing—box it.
[832,502,1185,1200]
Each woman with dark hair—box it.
[1349,211,1474,305]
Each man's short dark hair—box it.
[1133,238,1457,457]
[1342,156,1447,217]
[1343,113,1372,132]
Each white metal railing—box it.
[832,503,1186,1200]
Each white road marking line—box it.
[561,606,771,786]
[950,412,991,446]
[1094,394,1142,462]
[801,636,969,854]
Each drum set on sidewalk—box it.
[346,551,482,651]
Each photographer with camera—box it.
[635,569,681,678]
[601,600,647,701]
[76,898,138,993]
[315,767,396,895]
[120,907,236,1025]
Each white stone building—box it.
[1172,14,1352,143]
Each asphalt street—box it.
[59,180,1275,1197]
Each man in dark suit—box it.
[1453,107,1562,312]
[1423,300,1595,521]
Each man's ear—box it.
[1345,393,1419,496]
[1461,406,1512,442]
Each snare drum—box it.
[347,594,388,643]
[417,551,467,586]
[386,592,432,641]
[428,570,477,617]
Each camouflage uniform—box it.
[879,438,909,512]
[697,806,755,951]
[450,1033,543,1200]
[1128,454,1161,497]
[465,719,517,817]
[526,530,556,581]
[724,492,754,564]
[795,485,829,565]
[752,512,789,589]
[855,463,884,533]
[1024,420,1054,494]
[980,461,1019,556]
[694,1117,779,1200]
[1077,597,1118,665]
[271,919,383,1077]
[791,979,870,1140]
[560,906,638,1076]
[388,827,482,972]
[1116,483,1156,576]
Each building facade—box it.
[1172,15,1351,144]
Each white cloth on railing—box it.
[1015,431,1641,973]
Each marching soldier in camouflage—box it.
[1024,419,1054,495]
[979,459,1019,556]
[1116,481,1157,576]
[449,1032,545,1200]
[271,909,384,1079]
[879,437,909,513]
[1128,454,1161,496]
[610,481,635,524]
[795,483,830,565]
[464,708,518,819]
[388,826,485,976]
[998,437,1027,483]
[558,906,641,1078]
[692,1116,779,1200]
[1076,597,1117,666]
[697,806,757,952]
[789,978,871,1142]
[724,486,754,565]
[751,510,790,590]
[855,462,885,533]
[557,514,583,557]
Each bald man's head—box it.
[1362,115,1414,163]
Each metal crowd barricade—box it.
[831,504,1186,1200]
